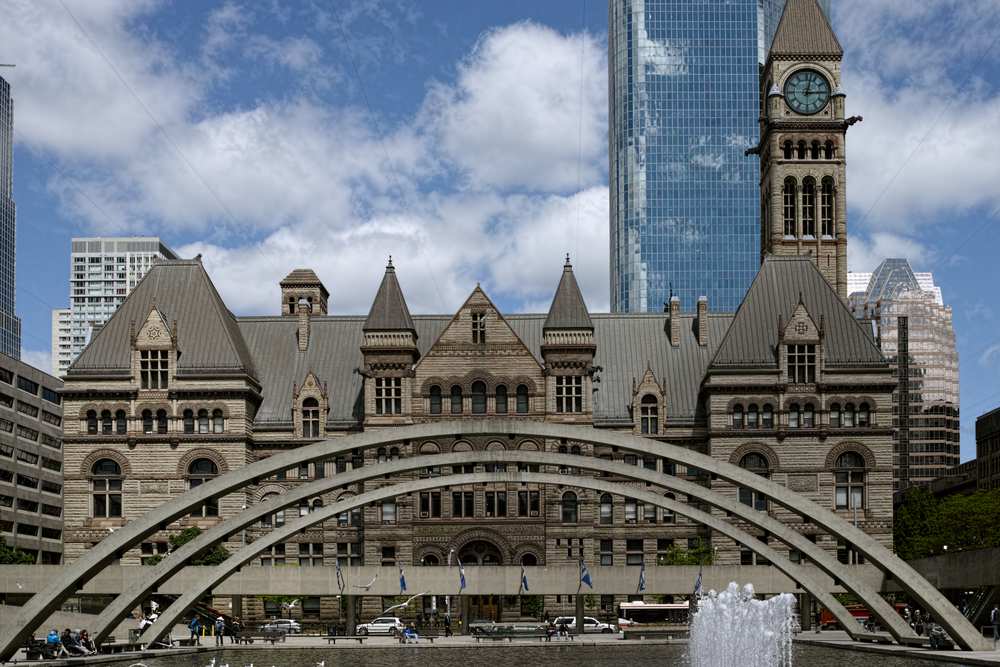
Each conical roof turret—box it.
[544,255,593,330]
[769,0,842,58]
[364,258,415,333]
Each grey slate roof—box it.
[769,0,843,58]
[544,260,594,330]
[363,261,415,332]
[711,257,885,368]
[69,260,257,378]
[281,268,323,285]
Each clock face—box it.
[783,69,831,115]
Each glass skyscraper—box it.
[0,75,21,359]
[609,0,831,313]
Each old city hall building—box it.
[58,0,890,624]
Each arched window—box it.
[782,140,793,159]
[260,493,284,528]
[495,385,508,414]
[429,385,442,415]
[738,452,770,512]
[188,458,219,517]
[746,404,759,429]
[142,409,153,434]
[377,447,387,464]
[810,140,821,159]
[732,404,744,428]
[830,402,841,428]
[91,459,122,518]
[835,452,866,510]
[561,492,578,524]
[520,553,538,566]
[797,140,807,159]
[788,403,800,428]
[663,492,676,524]
[801,177,816,237]
[824,140,835,159]
[197,409,209,434]
[762,404,774,429]
[783,177,797,236]
[115,409,127,435]
[312,498,323,512]
[299,499,310,517]
[85,410,98,434]
[301,398,319,438]
[336,493,361,527]
[857,402,871,427]
[821,177,835,236]
[389,446,400,460]
[450,385,463,414]
[100,410,112,434]
[156,409,168,434]
[640,395,659,434]
[803,403,815,428]
[183,409,194,433]
[471,381,487,414]
[422,554,440,566]
[516,384,529,414]
[599,493,613,525]
[843,402,856,428]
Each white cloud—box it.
[21,349,53,376]
[980,342,1000,368]
[847,232,928,272]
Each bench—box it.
[236,630,286,645]
[399,634,440,644]
[23,640,58,661]
[475,632,553,642]
[98,642,145,654]
[325,635,369,645]
[622,628,680,641]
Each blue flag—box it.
[693,567,703,598]
[637,562,646,593]
[335,558,345,593]
[458,559,467,592]
[520,566,530,593]
[399,566,407,594]
[579,560,593,589]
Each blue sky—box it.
[2,0,1000,460]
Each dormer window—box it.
[375,377,402,415]
[140,350,168,389]
[640,395,659,434]
[555,375,583,413]
[787,344,816,384]
[472,312,486,344]
[302,398,320,437]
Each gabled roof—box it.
[69,260,257,377]
[711,257,885,368]
[769,0,842,58]
[544,258,593,330]
[363,260,415,332]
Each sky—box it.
[2,0,1000,461]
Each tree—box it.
[656,538,713,566]
[893,486,939,560]
[894,487,1000,560]
[0,539,35,564]
[142,527,230,566]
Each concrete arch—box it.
[141,470,868,647]
[0,419,987,657]
[82,452,905,648]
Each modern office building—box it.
[849,259,960,489]
[0,353,64,563]
[0,75,22,359]
[51,237,178,376]
[608,0,833,313]
[976,406,1000,491]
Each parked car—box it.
[261,619,301,634]
[552,616,617,633]
[355,616,405,636]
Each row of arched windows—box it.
[782,176,836,238]
[561,491,677,525]
[782,139,836,161]
[428,383,529,415]
[730,402,873,429]
[735,450,867,510]
[89,457,222,519]
[84,408,225,435]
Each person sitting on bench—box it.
[401,623,419,643]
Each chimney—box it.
[297,298,311,352]
[669,296,681,347]
[696,296,708,347]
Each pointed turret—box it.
[364,258,415,334]
[544,255,593,331]
[769,0,842,59]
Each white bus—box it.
[619,601,690,626]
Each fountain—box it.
[689,582,796,667]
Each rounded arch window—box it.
[142,409,154,434]
[783,176,797,236]
[782,140,793,159]
[421,553,440,566]
[732,404,744,428]
[452,441,473,453]
[91,459,122,518]
[857,402,871,427]
[419,442,440,455]
[515,384,529,413]
[561,491,578,524]
[100,410,112,434]
[640,394,659,434]
[520,553,538,567]
[182,409,194,433]
[761,404,774,429]
[301,398,319,438]
[197,409,209,434]
[156,409,168,434]
[450,385,463,414]
[738,452,769,511]
[803,403,815,428]
[377,447,388,464]
[599,493,613,525]
[429,385,442,415]
[85,409,98,435]
[843,402,856,428]
[788,403,801,428]
[830,402,841,428]
[746,404,759,429]
[495,385,508,414]
[188,458,219,517]
[260,492,285,528]
[810,140,821,159]
[835,451,866,510]
[471,381,487,414]
[114,409,127,434]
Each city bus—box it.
[619,601,690,626]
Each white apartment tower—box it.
[51,237,178,376]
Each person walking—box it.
[443,614,452,638]
[230,617,241,644]
[991,604,999,645]
[188,616,201,645]
[214,616,225,646]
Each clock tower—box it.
[756,0,856,299]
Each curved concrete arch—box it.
[0,420,986,657]
[84,451,910,647]
[142,471,863,647]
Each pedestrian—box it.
[215,616,226,646]
[443,614,452,638]
[189,616,201,645]
[231,617,241,644]
[813,608,821,633]
[991,605,999,644]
